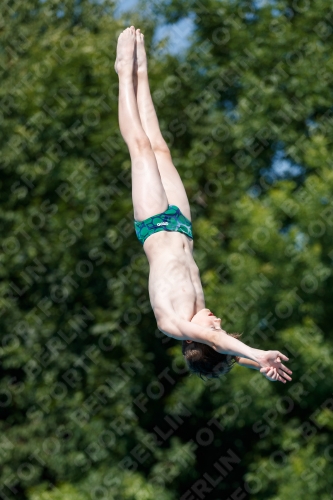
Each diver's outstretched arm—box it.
[216,333,293,383]
[212,329,264,361]
[158,316,293,383]
[235,357,260,370]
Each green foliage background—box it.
[1,0,333,498]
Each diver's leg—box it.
[135,29,191,221]
[116,26,168,221]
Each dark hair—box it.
[181,333,242,379]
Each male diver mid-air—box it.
[115,26,292,382]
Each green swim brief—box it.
[134,204,193,245]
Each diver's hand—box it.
[255,351,292,384]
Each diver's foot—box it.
[135,28,148,74]
[114,26,136,75]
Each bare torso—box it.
[143,231,205,324]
